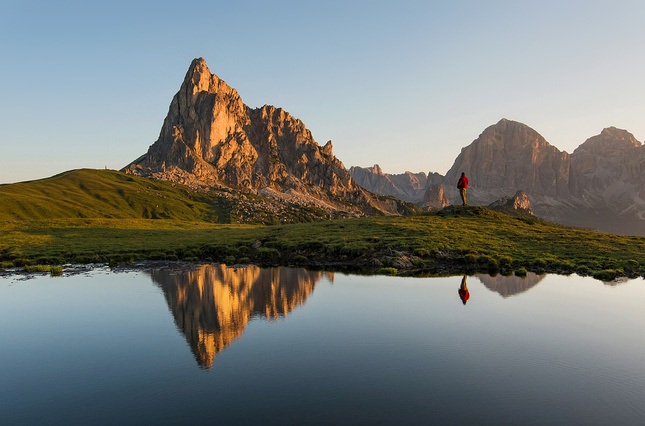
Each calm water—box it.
[1,265,644,425]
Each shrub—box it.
[225,255,236,265]
[50,266,63,276]
[25,265,51,273]
[533,258,547,268]
[293,255,308,265]
[13,258,31,267]
[341,242,370,258]
[238,257,251,264]
[255,247,280,262]
[1,261,14,269]
[497,256,512,268]
[625,259,639,271]
[463,254,477,264]
[515,267,528,277]
[576,265,590,275]
[378,267,398,275]
[593,269,618,281]
[414,248,431,258]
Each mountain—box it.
[151,264,330,368]
[348,165,428,202]
[351,119,645,236]
[476,272,544,297]
[448,120,645,235]
[124,58,414,217]
[443,119,573,205]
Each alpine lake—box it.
[2,264,644,425]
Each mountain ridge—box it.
[123,58,414,217]
[350,119,645,236]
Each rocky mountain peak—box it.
[443,118,571,204]
[573,127,641,155]
[123,58,412,217]
[367,164,384,175]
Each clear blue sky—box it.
[2,0,643,184]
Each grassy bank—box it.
[2,206,644,281]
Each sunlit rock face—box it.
[150,265,332,369]
[488,190,534,216]
[421,183,449,209]
[123,58,405,215]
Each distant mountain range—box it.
[121,58,644,235]
[351,119,645,236]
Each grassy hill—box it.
[0,169,225,222]
[1,183,644,281]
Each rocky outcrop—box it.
[124,58,411,216]
[348,165,427,202]
[488,190,534,216]
[421,184,449,209]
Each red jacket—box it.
[457,175,469,189]
[459,289,469,305]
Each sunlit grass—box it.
[1,205,643,281]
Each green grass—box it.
[0,168,226,222]
[2,205,644,281]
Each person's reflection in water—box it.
[458,275,470,305]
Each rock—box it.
[488,190,534,216]
[370,258,384,268]
[421,183,449,209]
[123,58,415,217]
[349,164,428,202]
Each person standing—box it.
[457,172,469,206]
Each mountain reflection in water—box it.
[476,272,545,297]
[149,265,332,369]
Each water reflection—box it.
[458,275,470,305]
[476,272,545,297]
[149,265,332,369]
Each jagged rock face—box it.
[421,184,449,209]
[348,165,427,202]
[151,265,329,369]
[488,190,534,216]
[124,58,397,214]
[135,58,256,186]
[443,119,573,205]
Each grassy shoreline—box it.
[2,206,644,282]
